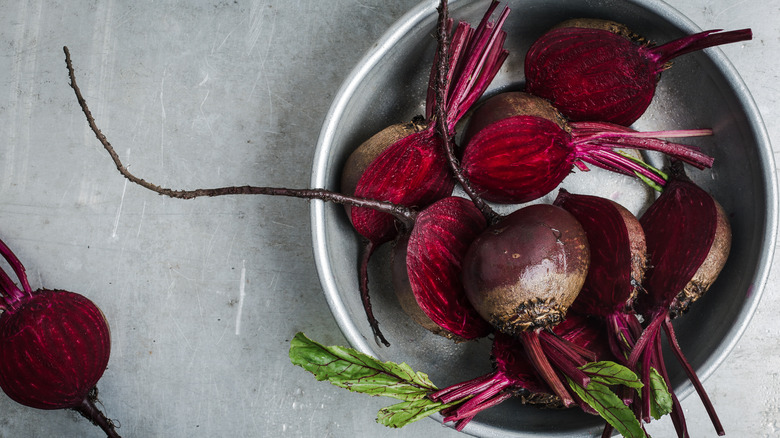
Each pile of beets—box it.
[337,1,745,436]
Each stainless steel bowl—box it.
[310,0,777,436]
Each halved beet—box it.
[525,18,752,125]
[553,189,647,365]
[630,162,732,436]
[460,92,714,204]
[392,196,491,341]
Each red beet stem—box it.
[446,8,509,128]
[649,28,753,68]
[357,240,389,347]
[520,331,575,406]
[434,0,507,223]
[653,329,690,438]
[430,372,498,404]
[663,317,724,435]
[539,329,597,363]
[448,391,513,431]
[570,122,714,170]
[0,238,33,311]
[432,1,509,131]
[578,149,668,187]
[442,379,511,424]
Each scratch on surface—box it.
[136,201,147,238]
[199,89,217,140]
[159,68,167,169]
[712,0,750,24]
[271,220,295,229]
[112,149,130,238]
[235,259,247,335]
[171,315,194,352]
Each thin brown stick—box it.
[434,0,499,225]
[62,46,417,228]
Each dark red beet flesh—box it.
[460,92,714,204]
[553,189,647,364]
[0,238,119,437]
[392,196,492,340]
[525,22,752,125]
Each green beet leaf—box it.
[377,398,459,428]
[568,361,647,438]
[289,332,437,402]
[649,368,673,420]
[581,361,644,389]
[567,378,647,438]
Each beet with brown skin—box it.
[462,203,590,335]
[461,203,592,406]
[525,18,752,125]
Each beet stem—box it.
[540,328,597,363]
[0,237,34,308]
[63,46,418,229]
[653,330,690,438]
[443,377,511,422]
[662,316,724,435]
[430,372,496,404]
[520,331,575,406]
[649,28,752,67]
[579,150,667,187]
[74,389,122,438]
[357,240,389,347]
[434,0,501,224]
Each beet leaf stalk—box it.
[432,0,507,224]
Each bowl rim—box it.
[310,0,778,435]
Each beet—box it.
[553,189,647,363]
[340,0,509,244]
[525,18,752,125]
[462,203,592,405]
[629,162,732,436]
[462,204,589,335]
[0,238,120,438]
[460,92,714,204]
[391,196,492,340]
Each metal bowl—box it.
[310,0,777,436]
